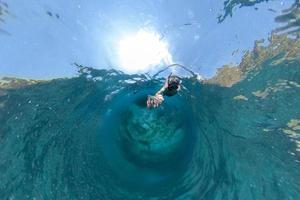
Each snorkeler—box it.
[147,73,181,108]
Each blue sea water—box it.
[1,0,300,199]
[0,53,300,199]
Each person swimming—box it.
[147,73,181,108]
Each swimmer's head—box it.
[167,75,181,90]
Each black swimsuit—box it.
[163,87,178,97]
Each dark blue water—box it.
[1,1,300,199]
[0,51,300,199]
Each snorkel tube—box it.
[151,64,197,79]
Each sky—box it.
[0,0,294,79]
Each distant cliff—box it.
[206,34,300,87]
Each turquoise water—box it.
[1,0,300,199]
[1,53,300,199]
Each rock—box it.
[233,95,248,101]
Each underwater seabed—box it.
[1,55,300,199]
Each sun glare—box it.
[117,30,172,73]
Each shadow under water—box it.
[1,49,300,199]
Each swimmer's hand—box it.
[147,94,164,108]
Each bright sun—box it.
[117,29,172,73]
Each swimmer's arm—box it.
[178,85,181,91]
[155,87,165,96]
[155,78,168,96]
